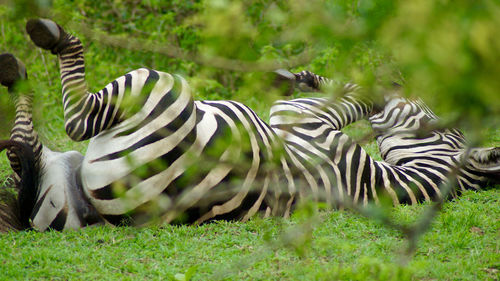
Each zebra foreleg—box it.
[0,53,43,183]
[26,19,144,142]
[26,19,189,144]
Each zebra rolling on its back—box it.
[0,18,498,231]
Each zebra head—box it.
[28,147,105,231]
[0,52,103,231]
[0,141,103,231]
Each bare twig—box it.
[67,22,314,72]
[38,49,51,87]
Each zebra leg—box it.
[272,69,334,94]
[25,19,71,54]
[26,19,187,143]
[369,96,500,194]
[26,19,123,141]
[270,92,372,137]
[0,53,27,90]
[271,69,371,135]
[466,147,500,184]
[0,53,43,183]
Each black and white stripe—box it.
[293,70,334,92]
[369,96,499,196]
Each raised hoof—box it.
[0,53,27,89]
[272,69,296,96]
[26,18,62,51]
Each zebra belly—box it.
[79,100,264,223]
[80,105,199,218]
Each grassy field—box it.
[0,103,498,280]
[0,189,498,280]
[1,1,499,280]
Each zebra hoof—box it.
[272,69,296,96]
[26,18,63,52]
[0,53,27,89]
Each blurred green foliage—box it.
[1,0,498,144]
[1,0,498,184]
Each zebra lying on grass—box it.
[0,19,498,232]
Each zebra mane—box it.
[0,140,39,229]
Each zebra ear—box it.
[466,147,500,182]
[272,69,295,96]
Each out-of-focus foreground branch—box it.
[68,21,314,72]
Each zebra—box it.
[0,18,498,232]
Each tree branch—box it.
[68,22,314,72]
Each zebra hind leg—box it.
[26,19,71,54]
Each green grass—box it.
[0,190,498,280]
